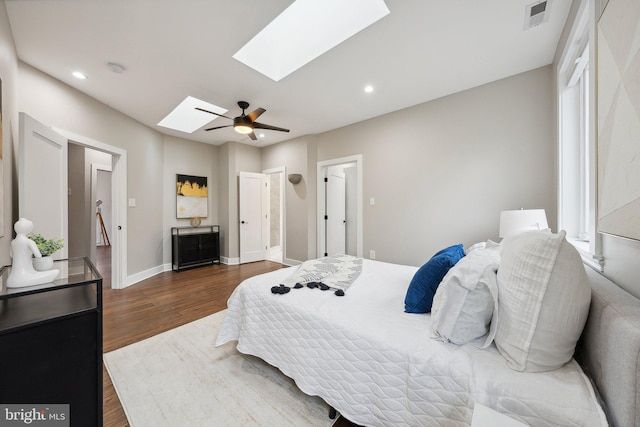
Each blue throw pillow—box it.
[404,244,465,313]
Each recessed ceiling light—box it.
[233,0,390,82]
[364,85,374,93]
[258,133,265,138]
[72,71,87,79]
[157,96,228,134]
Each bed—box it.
[216,234,640,426]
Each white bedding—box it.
[216,259,607,427]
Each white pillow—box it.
[464,241,486,254]
[431,245,501,345]
[464,239,500,255]
[494,230,591,372]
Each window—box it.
[557,1,603,270]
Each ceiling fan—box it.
[196,101,290,140]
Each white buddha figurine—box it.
[7,218,60,288]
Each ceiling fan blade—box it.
[204,124,232,131]
[248,131,258,141]
[253,121,290,133]
[195,107,232,120]
[247,108,266,122]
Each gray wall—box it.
[217,143,230,261]
[17,62,165,276]
[260,67,555,267]
[162,135,219,264]
[217,141,261,262]
[0,9,225,280]
[67,143,89,258]
[315,66,556,266]
[262,135,317,263]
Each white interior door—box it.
[18,112,68,259]
[239,171,268,263]
[326,166,346,256]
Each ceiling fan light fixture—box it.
[200,100,289,140]
[234,116,253,134]
[234,125,253,134]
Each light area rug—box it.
[104,310,336,427]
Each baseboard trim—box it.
[125,264,166,288]
[221,256,240,265]
[121,257,278,288]
[283,258,302,267]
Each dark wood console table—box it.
[171,225,220,271]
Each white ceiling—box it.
[5,0,571,147]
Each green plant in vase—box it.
[29,234,64,256]
[28,234,64,271]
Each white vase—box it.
[33,256,54,271]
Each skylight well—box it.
[233,0,390,81]
[158,96,227,134]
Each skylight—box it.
[158,96,227,133]
[233,0,390,82]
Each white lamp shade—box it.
[499,209,549,238]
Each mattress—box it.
[216,259,607,427]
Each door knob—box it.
[241,220,248,224]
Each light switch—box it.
[369,197,375,206]
[128,198,136,207]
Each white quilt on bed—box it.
[216,260,607,427]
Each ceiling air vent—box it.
[524,0,552,30]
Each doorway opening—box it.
[238,168,286,265]
[56,127,128,289]
[68,143,114,286]
[265,169,284,263]
[94,165,112,286]
[317,155,363,258]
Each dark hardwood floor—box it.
[97,247,356,426]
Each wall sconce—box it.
[288,174,302,185]
[499,208,549,238]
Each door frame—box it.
[53,128,128,289]
[263,166,286,263]
[317,155,363,258]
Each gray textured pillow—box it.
[494,230,591,372]
[431,245,500,345]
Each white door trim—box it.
[317,155,363,258]
[53,128,128,289]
